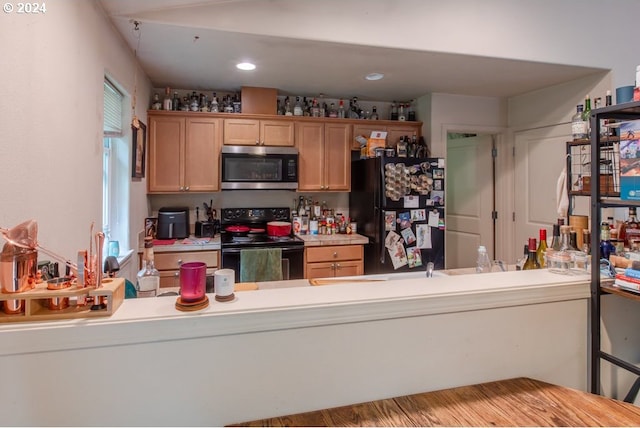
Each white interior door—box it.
[446,134,494,268]
[514,124,570,253]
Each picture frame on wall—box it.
[132,121,146,178]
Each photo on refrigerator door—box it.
[388,239,408,269]
[384,211,396,231]
[407,246,423,268]
[416,224,432,249]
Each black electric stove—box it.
[220,208,304,280]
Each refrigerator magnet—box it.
[416,224,432,249]
[404,195,419,208]
[401,227,417,246]
[385,230,402,249]
[428,210,440,228]
[388,241,408,269]
[384,211,396,231]
[411,209,426,221]
[398,212,411,229]
[407,247,423,268]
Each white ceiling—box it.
[98,0,606,102]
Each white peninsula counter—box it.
[0,269,591,426]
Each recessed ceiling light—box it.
[236,62,256,71]
[365,72,384,81]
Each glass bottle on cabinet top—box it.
[536,228,548,268]
[572,104,587,140]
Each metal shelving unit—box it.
[589,100,640,399]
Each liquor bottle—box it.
[601,90,613,138]
[475,245,493,273]
[625,207,640,247]
[558,225,576,251]
[190,91,199,112]
[337,99,346,118]
[571,104,587,140]
[398,103,406,121]
[328,102,337,118]
[172,91,180,111]
[293,96,303,116]
[408,100,416,121]
[284,97,293,116]
[522,238,541,270]
[163,87,172,111]
[569,231,579,251]
[210,93,219,113]
[136,237,160,298]
[311,98,320,117]
[390,102,398,120]
[582,95,592,136]
[516,243,528,270]
[369,106,379,120]
[151,93,162,110]
[536,228,548,268]
[599,221,615,260]
[550,223,561,251]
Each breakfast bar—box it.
[0,270,591,426]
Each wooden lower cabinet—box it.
[139,250,219,288]
[304,245,363,279]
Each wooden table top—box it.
[231,377,640,427]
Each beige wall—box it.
[0,1,151,263]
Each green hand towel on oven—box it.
[240,248,283,282]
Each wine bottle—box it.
[536,228,548,268]
[522,238,541,270]
[582,95,592,136]
[293,96,303,116]
[550,223,561,251]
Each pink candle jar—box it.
[179,262,206,303]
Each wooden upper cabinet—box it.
[223,118,294,146]
[297,122,351,191]
[296,122,324,191]
[386,123,421,148]
[148,115,185,192]
[184,117,222,192]
[323,123,351,191]
[148,113,221,193]
[352,122,422,150]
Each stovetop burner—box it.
[220,207,304,249]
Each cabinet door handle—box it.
[184,186,190,191]
[335,263,341,270]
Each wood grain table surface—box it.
[231,377,640,427]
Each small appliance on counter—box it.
[157,207,190,239]
[195,201,220,238]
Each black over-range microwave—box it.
[221,145,298,190]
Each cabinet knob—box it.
[177,259,183,266]
[174,272,179,277]
[180,186,185,191]
[335,263,341,270]
[261,140,265,145]
[333,251,338,258]
[255,139,260,145]
[185,186,190,191]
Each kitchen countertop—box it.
[297,233,369,246]
[138,235,221,252]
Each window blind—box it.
[104,79,123,137]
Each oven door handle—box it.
[222,246,303,254]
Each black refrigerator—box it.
[350,156,445,274]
